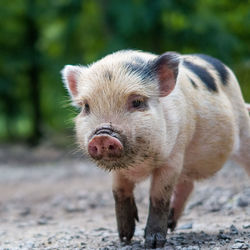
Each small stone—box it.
[242,224,250,229]
[64,205,85,213]
[102,237,109,242]
[37,218,48,225]
[33,233,43,238]
[120,246,132,250]
[178,222,193,230]
[89,203,97,209]
[180,247,200,250]
[232,242,244,249]
[26,241,35,248]
[176,247,183,250]
[188,246,200,250]
[235,239,245,243]
[192,247,199,250]
[209,241,216,245]
[19,207,31,217]
[230,225,239,235]
[94,227,108,231]
[217,232,231,240]
[237,198,248,207]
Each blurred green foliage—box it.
[0,0,250,144]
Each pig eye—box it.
[128,95,148,111]
[132,99,144,108]
[84,103,90,114]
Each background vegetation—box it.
[0,0,250,145]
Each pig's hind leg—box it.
[112,172,138,243]
[232,111,250,176]
[234,134,250,176]
[167,178,194,231]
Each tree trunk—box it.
[26,0,41,145]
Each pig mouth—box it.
[90,147,135,171]
[90,126,123,140]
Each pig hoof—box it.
[167,208,177,231]
[119,225,134,244]
[167,219,177,232]
[117,198,139,243]
[118,212,138,243]
[144,232,166,249]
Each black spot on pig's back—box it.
[183,61,217,92]
[194,54,229,85]
[188,77,198,89]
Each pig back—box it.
[174,55,237,179]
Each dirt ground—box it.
[0,144,249,250]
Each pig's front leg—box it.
[144,167,177,248]
[112,172,138,243]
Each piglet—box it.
[62,50,250,248]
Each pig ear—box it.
[61,65,86,100]
[152,52,180,97]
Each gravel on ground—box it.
[0,144,249,249]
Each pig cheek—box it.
[130,113,156,150]
[75,116,93,153]
[132,110,165,158]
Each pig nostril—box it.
[89,135,123,160]
[92,146,98,153]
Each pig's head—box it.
[61,50,180,170]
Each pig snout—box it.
[88,134,123,160]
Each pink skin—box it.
[88,135,123,160]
